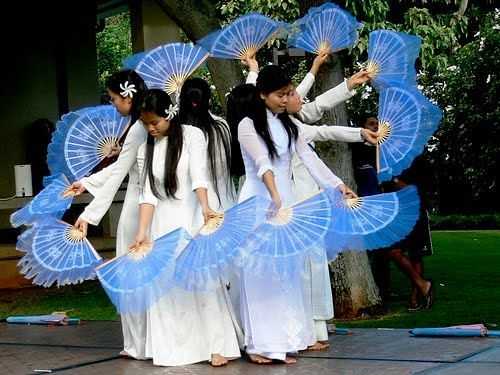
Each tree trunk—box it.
[155,0,243,112]
[456,0,468,16]
[299,1,381,318]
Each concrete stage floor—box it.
[1,321,499,374]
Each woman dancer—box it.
[132,89,240,367]
[235,65,356,364]
[66,70,149,359]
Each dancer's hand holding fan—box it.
[17,218,102,287]
[10,174,75,228]
[96,228,191,314]
[375,83,443,183]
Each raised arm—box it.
[298,70,371,124]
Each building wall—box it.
[130,0,181,52]
[0,2,99,226]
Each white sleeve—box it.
[137,142,158,207]
[246,71,258,86]
[78,121,147,225]
[297,122,364,144]
[237,117,273,179]
[295,132,343,189]
[295,72,315,99]
[298,79,356,124]
[80,164,114,197]
[188,127,210,191]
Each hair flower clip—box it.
[165,104,179,120]
[119,81,137,98]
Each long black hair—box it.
[255,65,298,159]
[226,84,260,177]
[228,65,299,160]
[178,78,233,204]
[106,69,146,124]
[141,89,183,199]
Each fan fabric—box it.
[377,83,443,182]
[17,218,102,287]
[10,174,74,228]
[174,195,270,291]
[96,228,191,314]
[324,186,420,258]
[135,43,208,94]
[367,30,421,90]
[197,13,286,59]
[287,3,362,54]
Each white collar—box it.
[266,108,279,119]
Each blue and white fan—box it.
[10,174,74,228]
[287,3,362,55]
[122,51,147,70]
[376,83,443,182]
[17,218,102,287]
[47,105,130,182]
[325,186,420,258]
[240,191,332,278]
[174,196,270,291]
[197,13,286,60]
[367,30,421,90]
[96,228,191,314]
[45,108,93,185]
[135,43,208,95]
[16,225,38,253]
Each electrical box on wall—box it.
[14,165,33,197]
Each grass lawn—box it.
[336,230,500,329]
[1,231,499,328]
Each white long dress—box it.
[202,115,246,346]
[136,125,240,367]
[237,110,344,360]
[290,78,359,342]
[246,70,360,342]
[78,120,148,359]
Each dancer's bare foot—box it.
[211,354,228,367]
[248,354,272,364]
[119,350,131,358]
[283,356,297,364]
[306,341,330,351]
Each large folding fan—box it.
[47,105,130,182]
[17,218,102,287]
[135,43,208,94]
[287,3,362,55]
[239,190,332,278]
[96,228,191,314]
[197,13,286,60]
[366,30,421,90]
[174,195,270,291]
[122,51,147,70]
[324,186,420,258]
[45,108,93,185]
[10,174,75,228]
[376,83,443,182]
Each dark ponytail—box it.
[178,78,233,203]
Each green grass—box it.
[337,231,500,329]
[1,231,499,329]
[0,282,118,321]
